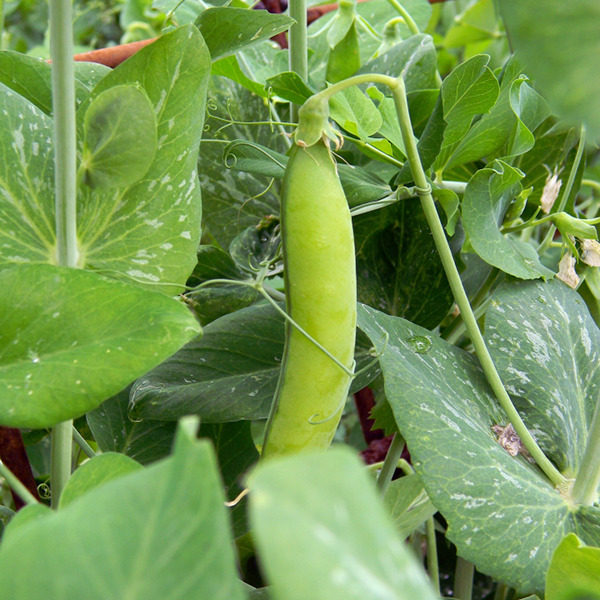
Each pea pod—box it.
[261,140,357,458]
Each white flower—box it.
[580,238,600,267]
[556,252,580,289]
[540,171,562,214]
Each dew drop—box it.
[407,335,432,354]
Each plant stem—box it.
[384,0,420,35]
[51,0,78,268]
[571,398,600,505]
[0,0,5,52]
[389,76,566,488]
[0,460,38,506]
[454,556,474,600]
[582,178,600,193]
[376,433,405,495]
[72,427,97,459]
[426,517,440,596]
[288,0,307,121]
[538,126,586,255]
[49,0,77,507]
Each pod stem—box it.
[49,0,78,507]
[388,76,566,488]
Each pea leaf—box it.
[357,289,600,595]
[0,26,211,296]
[77,25,211,294]
[186,245,260,325]
[439,54,499,149]
[129,302,377,423]
[358,34,439,93]
[0,264,200,428]
[248,447,438,600]
[0,51,110,115]
[87,386,177,465]
[462,160,554,279]
[546,534,600,600]
[500,0,600,142]
[439,74,550,171]
[485,279,600,477]
[195,8,293,61]
[129,302,283,423]
[354,198,454,328]
[59,452,143,508]
[266,71,314,105]
[383,474,437,538]
[329,85,383,141]
[326,21,361,84]
[0,422,245,600]
[81,85,157,189]
[200,76,282,248]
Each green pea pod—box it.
[261,140,357,458]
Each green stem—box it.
[72,427,97,459]
[0,0,5,51]
[384,0,420,35]
[51,421,72,507]
[383,0,442,87]
[571,398,600,505]
[288,0,307,121]
[538,126,586,255]
[454,556,474,600]
[582,178,600,193]
[426,517,440,596]
[389,76,566,487]
[0,460,38,506]
[442,267,500,345]
[376,433,405,495]
[50,0,77,507]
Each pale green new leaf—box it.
[81,85,157,189]
[249,448,438,600]
[546,534,600,600]
[59,452,143,508]
[0,423,245,600]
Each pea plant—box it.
[0,0,599,598]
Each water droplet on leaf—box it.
[407,335,432,354]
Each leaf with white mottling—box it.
[485,279,600,477]
[357,301,600,595]
[0,26,211,296]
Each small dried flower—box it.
[556,252,580,289]
[491,423,534,463]
[580,238,600,267]
[540,171,562,214]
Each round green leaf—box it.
[59,453,143,509]
[81,84,157,189]
[0,264,200,428]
